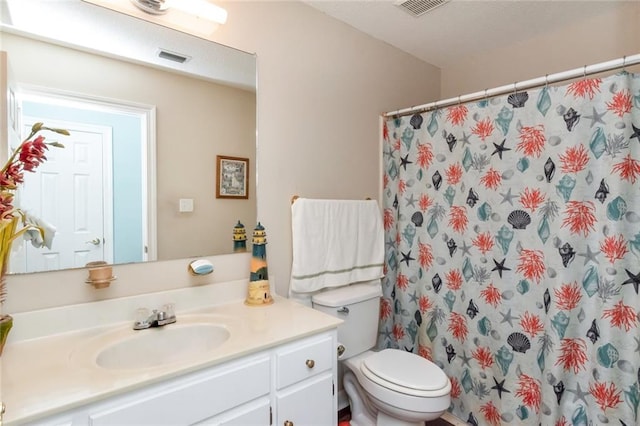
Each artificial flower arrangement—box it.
[0,122,67,354]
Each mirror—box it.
[0,0,257,273]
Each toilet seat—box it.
[361,349,450,397]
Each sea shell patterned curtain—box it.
[380,71,640,425]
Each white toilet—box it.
[312,282,451,426]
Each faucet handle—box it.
[135,307,150,323]
[133,307,152,329]
[163,303,176,319]
[154,303,177,326]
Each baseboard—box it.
[441,412,465,426]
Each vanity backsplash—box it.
[3,252,251,315]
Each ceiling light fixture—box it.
[130,0,227,25]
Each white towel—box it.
[22,212,57,249]
[290,198,384,294]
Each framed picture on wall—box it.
[216,155,249,199]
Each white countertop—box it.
[0,281,342,424]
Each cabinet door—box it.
[194,397,270,425]
[276,373,334,426]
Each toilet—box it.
[312,282,451,426]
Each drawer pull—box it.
[305,359,315,368]
[337,344,346,357]
[284,421,294,426]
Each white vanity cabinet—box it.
[275,333,336,426]
[24,330,337,426]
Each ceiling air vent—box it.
[395,0,450,17]
[158,49,191,64]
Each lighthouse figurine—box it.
[245,222,274,306]
[232,220,247,252]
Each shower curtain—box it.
[380,71,640,425]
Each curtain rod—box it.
[383,53,640,118]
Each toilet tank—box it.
[312,282,382,359]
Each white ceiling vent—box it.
[395,0,451,17]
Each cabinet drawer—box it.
[89,355,270,425]
[194,396,270,425]
[276,334,333,389]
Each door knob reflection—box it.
[85,238,101,245]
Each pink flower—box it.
[0,163,23,189]
[0,192,14,218]
[0,124,67,215]
[19,135,49,172]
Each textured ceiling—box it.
[304,0,627,68]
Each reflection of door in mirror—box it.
[14,117,111,273]
[8,91,153,273]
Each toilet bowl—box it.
[343,349,451,425]
[311,282,451,425]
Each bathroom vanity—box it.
[1,280,342,425]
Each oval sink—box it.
[95,323,230,370]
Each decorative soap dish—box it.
[85,276,117,289]
[188,259,214,276]
[85,276,117,284]
[85,261,115,289]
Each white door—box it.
[11,117,113,273]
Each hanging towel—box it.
[290,198,384,294]
[22,212,57,249]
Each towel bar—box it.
[291,195,371,204]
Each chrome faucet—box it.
[133,303,176,330]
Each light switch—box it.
[179,198,194,212]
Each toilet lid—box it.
[362,349,449,392]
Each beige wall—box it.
[210,1,441,297]
[2,33,256,261]
[440,1,640,98]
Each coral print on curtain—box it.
[380,71,640,425]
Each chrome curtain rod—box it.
[383,53,640,118]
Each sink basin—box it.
[71,315,236,371]
[96,323,230,370]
